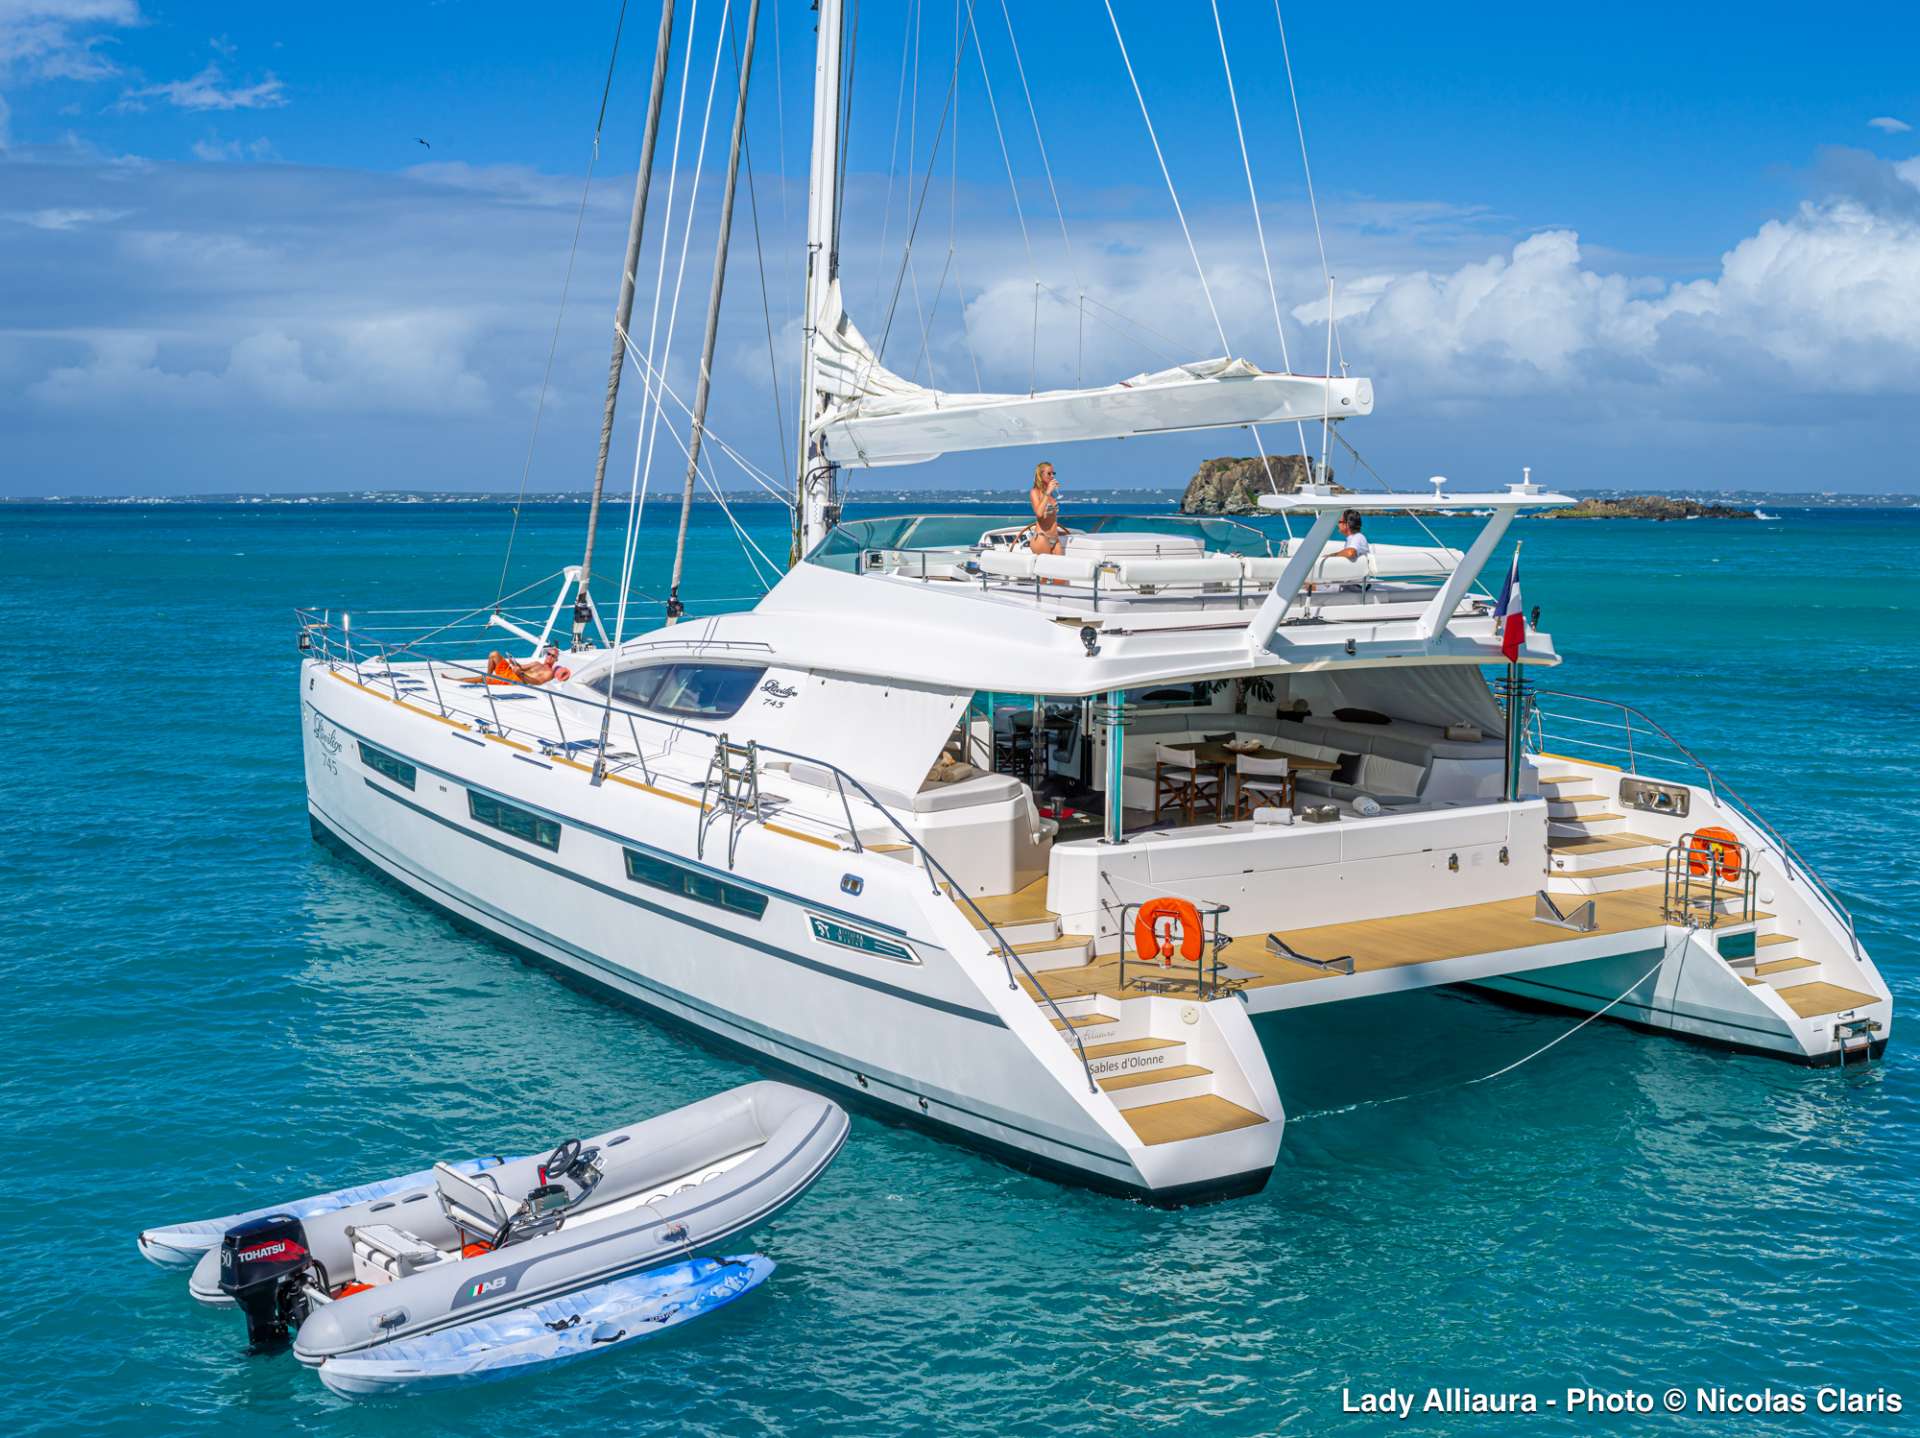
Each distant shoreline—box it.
[6,488,1918,509]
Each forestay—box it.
[807,283,1372,466]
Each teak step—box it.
[1052,1013,1116,1031]
[1556,859,1664,880]
[1755,957,1817,978]
[1757,932,1799,948]
[959,877,1056,928]
[1080,1037,1181,1062]
[1122,1095,1267,1146]
[1778,982,1880,1020]
[1097,1063,1212,1093]
[1549,831,1662,855]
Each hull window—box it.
[468,791,561,851]
[624,848,769,919]
[358,742,416,791]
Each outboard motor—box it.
[218,1213,316,1350]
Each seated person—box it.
[1306,508,1371,593]
[486,645,572,686]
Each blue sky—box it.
[3,0,1918,496]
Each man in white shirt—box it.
[1306,509,1370,594]
[1330,508,1371,562]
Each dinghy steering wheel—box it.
[544,1138,583,1183]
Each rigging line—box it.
[957,0,1035,390]
[831,0,860,271]
[730,11,791,489]
[494,0,632,609]
[948,0,983,392]
[1033,280,1181,366]
[695,461,782,590]
[898,0,938,392]
[627,338,783,592]
[1273,0,1341,371]
[1101,0,1229,355]
[1324,426,1493,595]
[910,243,956,386]
[1208,0,1308,537]
[617,329,794,507]
[768,0,799,455]
[614,0,731,648]
[995,0,1081,380]
[952,253,985,391]
[868,0,974,374]
[871,0,916,318]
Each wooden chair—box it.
[1154,745,1222,823]
[1233,753,1293,818]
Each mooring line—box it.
[1290,926,1694,1124]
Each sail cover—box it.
[808,284,1373,467]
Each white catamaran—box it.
[297,1,1890,1202]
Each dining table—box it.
[1166,740,1339,819]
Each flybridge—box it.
[1242,480,1575,655]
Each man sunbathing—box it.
[485,645,572,685]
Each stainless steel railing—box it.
[1528,688,1860,959]
[296,608,1099,1093]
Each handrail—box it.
[1529,688,1860,959]
[296,612,1098,1093]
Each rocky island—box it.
[1547,496,1757,521]
[1178,455,1337,514]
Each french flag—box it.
[1492,549,1526,661]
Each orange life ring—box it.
[1134,897,1204,966]
[1686,826,1743,883]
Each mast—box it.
[794,0,846,562]
[575,0,678,650]
[665,0,762,623]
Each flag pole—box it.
[1503,539,1525,803]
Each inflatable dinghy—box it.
[139,1082,844,1387]
[315,1255,773,1396]
[137,1156,512,1268]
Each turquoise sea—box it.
[3,500,1916,1435]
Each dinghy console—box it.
[218,1212,320,1350]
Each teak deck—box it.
[1023,883,1755,1007]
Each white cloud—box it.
[1868,116,1911,134]
[29,317,491,415]
[191,134,274,162]
[7,204,127,228]
[1286,179,1920,409]
[119,63,284,113]
[0,1,140,81]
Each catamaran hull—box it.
[301,669,1282,1204]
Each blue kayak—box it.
[315,1255,774,1397]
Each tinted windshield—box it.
[586,663,767,720]
[651,664,767,718]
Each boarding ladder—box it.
[698,734,761,868]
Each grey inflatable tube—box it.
[174,1082,846,1363]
